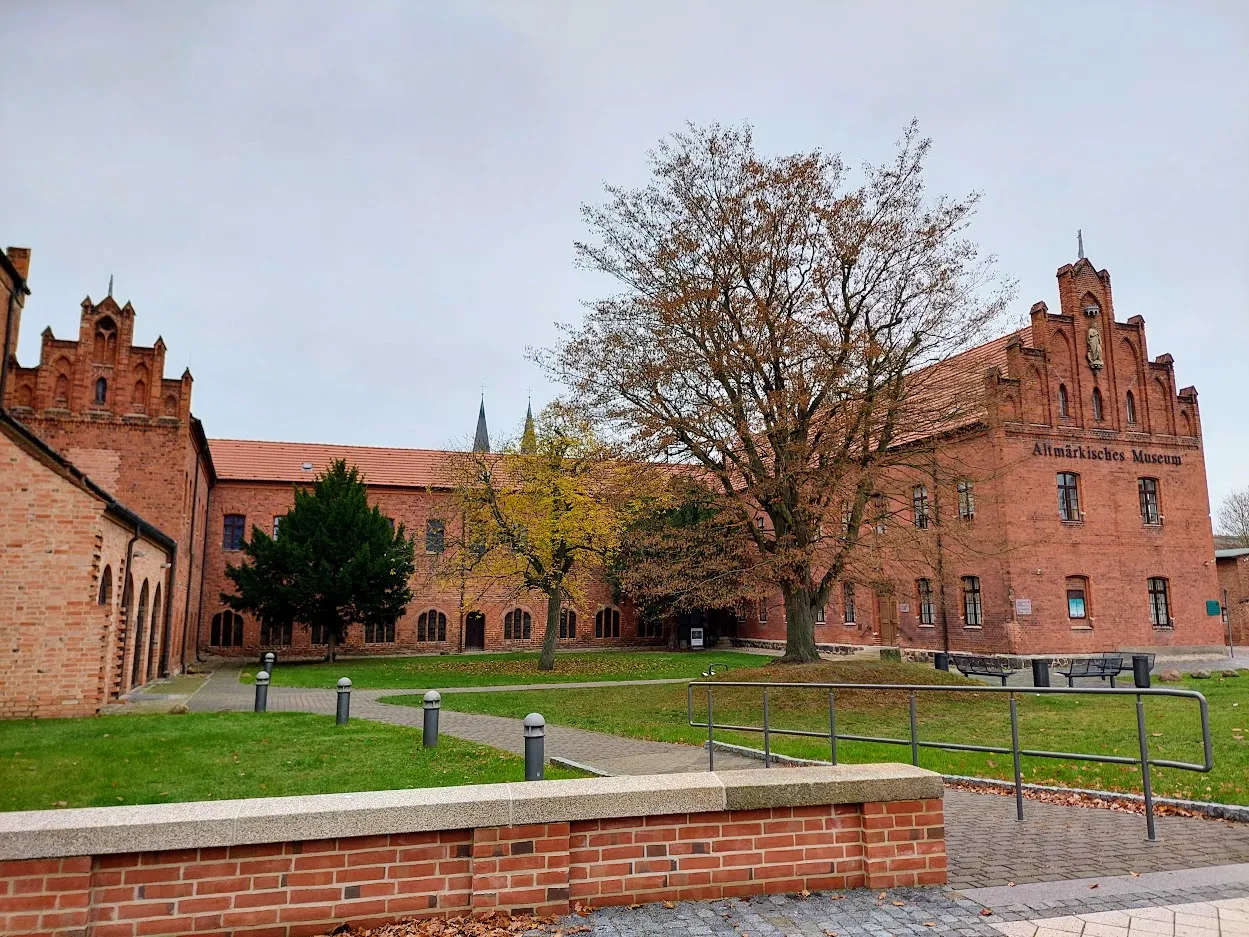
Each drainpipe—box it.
[159,550,177,677]
[178,458,203,670]
[194,489,211,662]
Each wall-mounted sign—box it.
[1031,441,1182,466]
[899,603,911,613]
[1207,600,1223,616]
[1014,598,1033,616]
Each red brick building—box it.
[1216,547,1249,648]
[0,244,1229,703]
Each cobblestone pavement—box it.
[968,655,1244,689]
[180,668,1249,889]
[556,871,1249,937]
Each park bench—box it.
[950,654,1020,686]
[1055,653,1155,688]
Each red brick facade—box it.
[0,800,945,936]
[1,244,1228,698]
[1217,549,1249,647]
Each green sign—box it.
[1207,600,1223,616]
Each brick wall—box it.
[1217,553,1249,647]
[0,801,945,936]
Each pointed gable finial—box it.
[1077,229,1084,261]
[107,274,113,298]
[520,397,536,453]
[473,396,490,453]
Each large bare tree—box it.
[543,121,1011,662]
[1218,486,1249,549]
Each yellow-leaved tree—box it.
[446,405,667,671]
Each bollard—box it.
[1032,658,1051,687]
[422,690,441,748]
[336,677,352,725]
[523,713,545,781]
[254,671,269,712]
[1133,654,1151,689]
[933,652,950,672]
[263,651,276,674]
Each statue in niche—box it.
[1086,324,1104,370]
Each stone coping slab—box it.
[0,763,941,861]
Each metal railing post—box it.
[908,691,919,766]
[1136,695,1157,841]
[762,688,771,768]
[1009,694,1024,822]
[707,686,714,772]
[828,690,837,765]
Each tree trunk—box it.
[326,629,337,664]
[779,585,820,663]
[538,584,561,672]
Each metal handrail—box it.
[687,680,1212,841]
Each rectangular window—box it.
[843,582,856,624]
[1066,576,1088,619]
[873,493,888,534]
[260,620,292,646]
[272,516,281,540]
[962,576,982,626]
[1057,472,1080,522]
[425,519,445,553]
[222,514,246,550]
[916,578,935,626]
[758,598,768,623]
[364,621,396,643]
[311,623,328,645]
[912,486,930,529]
[957,480,975,520]
[815,606,825,624]
[736,599,748,621]
[1148,578,1171,627]
[1138,478,1160,525]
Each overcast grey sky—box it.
[2,1,1246,511]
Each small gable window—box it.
[1058,384,1070,419]
[1092,387,1104,422]
[98,565,113,606]
[1125,390,1137,424]
[95,377,107,404]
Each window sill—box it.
[1060,519,1084,527]
[1070,625,1094,632]
[1152,624,1175,631]
[918,624,936,629]
[1142,523,1161,530]
[962,624,982,630]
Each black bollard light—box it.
[263,651,275,674]
[933,652,950,672]
[254,671,269,712]
[423,690,441,748]
[523,713,545,781]
[1132,654,1151,689]
[1032,658,1051,688]
[336,677,352,725]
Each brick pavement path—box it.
[182,668,1249,889]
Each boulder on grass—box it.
[1222,670,1241,678]
[1158,669,1182,682]
[169,703,189,714]
[1192,669,1211,679]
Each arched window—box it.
[147,586,162,682]
[95,377,107,404]
[98,564,113,606]
[93,317,117,361]
[504,608,532,640]
[1125,390,1137,424]
[1066,576,1089,620]
[416,609,447,642]
[594,607,621,638]
[911,486,930,529]
[1147,578,1171,628]
[130,580,149,685]
[210,610,245,647]
[260,619,293,646]
[559,608,577,639]
[131,379,147,411]
[1058,384,1070,419]
[1057,472,1081,521]
[1092,387,1104,422]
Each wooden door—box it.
[879,595,899,646]
[464,612,485,650]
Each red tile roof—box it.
[209,438,456,488]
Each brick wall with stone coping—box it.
[0,766,945,937]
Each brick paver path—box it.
[180,668,1249,889]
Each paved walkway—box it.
[173,668,1249,890]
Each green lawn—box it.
[386,660,1249,805]
[239,649,770,689]
[0,712,582,812]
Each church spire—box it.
[520,399,536,453]
[473,398,490,453]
